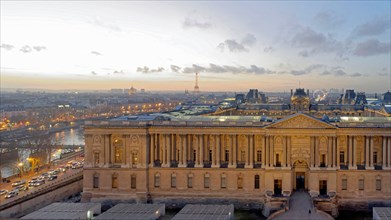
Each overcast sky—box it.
[1,1,390,92]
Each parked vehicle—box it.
[48,175,57,181]
[34,180,45,186]
[5,190,18,199]
[12,180,26,187]
[28,180,37,187]
[15,185,29,191]
[0,189,8,195]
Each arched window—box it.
[114,139,123,163]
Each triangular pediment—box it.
[266,113,336,129]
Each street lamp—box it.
[18,162,23,177]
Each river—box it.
[0,127,84,178]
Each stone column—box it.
[270,136,274,167]
[369,136,374,169]
[310,137,314,167]
[332,137,336,167]
[161,134,167,167]
[287,136,291,167]
[105,135,110,167]
[179,135,187,168]
[282,136,286,167]
[265,136,269,167]
[352,136,357,169]
[328,137,332,167]
[387,137,391,168]
[336,136,340,168]
[233,135,237,167]
[382,137,387,168]
[365,136,370,168]
[246,135,254,168]
[197,135,204,167]
[315,137,319,167]
[216,135,221,167]
[262,135,267,167]
[149,134,154,167]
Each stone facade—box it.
[82,113,391,213]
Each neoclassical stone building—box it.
[82,113,391,216]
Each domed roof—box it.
[293,88,307,97]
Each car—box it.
[12,180,26,187]
[28,180,37,187]
[5,190,18,199]
[34,180,45,186]
[49,170,59,175]
[0,189,8,195]
[48,175,57,181]
[15,185,29,191]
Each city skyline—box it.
[1,1,390,92]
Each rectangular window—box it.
[238,176,243,189]
[276,154,281,167]
[154,175,160,188]
[376,179,381,191]
[373,152,377,164]
[240,150,245,162]
[359,179,364,190]
[221,176,226,189]
[131,175,136,189]
[94,152,99,166]
[93,175,99,188]
[209,150,213,162]
[171,175,176,188]
[257,150,262,162]
[254,175,260,189]
[132,153,138,165]
[320,154,326,167]
[204,176,210,188]
[188,176,193,188]
[340,151,345,164]
[342,179,347,190]
[225,150,229,162]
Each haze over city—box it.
[1,1,390,92]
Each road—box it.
[0,155,84,204]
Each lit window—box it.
[132,153,138,165]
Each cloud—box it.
[1,44,14,50]
[32,46,46,51]
[136,66,165,74]
[20,45,32,53]
[241,34,256,46]
[320,69,347,76]
[183,17,211,29]
[91,51,102,56]
[91,71,97,75]
[353,39,390,56]
[170,65,181,73]
[264,46,274,53]
[289,26,344,57]
[289,64,325,76]
[313,10,344,28]
[352,17,390,37]
[217,34,256,53]
[92,18,121,32]
[113,70,124,74]
[182,63,273,75]
[350,72,363,77]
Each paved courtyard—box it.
[273,191,333,220]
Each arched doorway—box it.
[293,160,308,191]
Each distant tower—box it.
[194,72,200,93]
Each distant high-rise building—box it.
[194,72,200,93]
[354,92,367,105]
[383,91,391,104]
